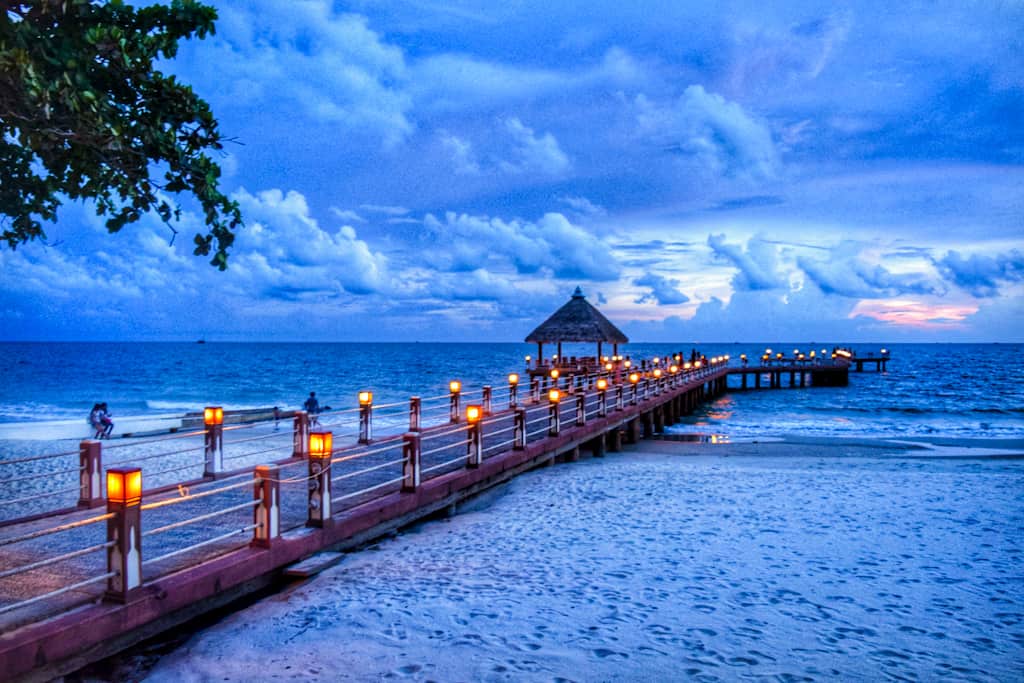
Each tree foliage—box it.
[0,0,241,269]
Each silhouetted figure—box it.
[304,392,321,426]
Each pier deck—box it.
[0,356,855,682]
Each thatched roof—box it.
[525,287,629,344]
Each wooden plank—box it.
[283,552,345,579]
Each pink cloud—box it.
[850,299,977,329]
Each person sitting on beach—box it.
[303,392,321,426]
[99,402,114,438]
[88,403,105,439]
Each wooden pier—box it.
[0,359,749,681]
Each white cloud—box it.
[636,85,778,179]
[498,118,572,176]
[329,208,367,223]
[359,204,410,216]
[707,234,788,291]
[935,249,1024,298]
[439,132,481,175]
[633,273,690,305]
[198,3,412,145]
[559,196,607,219]
[798,243,944,299]
[234,188,388,296]
[411,47,648,113]
[421,211,620,281]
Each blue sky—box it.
[2,0,1022,342]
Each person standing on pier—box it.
[304,392,321,426]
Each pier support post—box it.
[615,385,624,411]
[513,408,527,450]
[293,411,310,458]
[531,378,540,404]
[591,436,606,458]
[742,373,747,390]
[576,393,586,426]
[790,371,795,388]
[409,397,421,432]
[105,467,142,604]
[548,394,561,436]
[642,412,654,438]
[608,428,622,452]
[800,372,806,387]
[597,386,608,417]
[402,432,421,491]
[449,386,461,423]
[654,408,664,434]
[755,373,761,389]
[203,407,224,477]
[78,440,103,508]
[482,386,492,416]
[358,399,373,444]
[627,418,641,444]
[466,417,483,468]
[307,432,333,528]
[252,465,280,548]
[509,381,518,409]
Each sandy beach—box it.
[86,435,1024,682]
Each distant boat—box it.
[196,339,206,344]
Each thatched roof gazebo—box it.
[525,287,628,371]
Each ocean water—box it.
[0,342,1021,441]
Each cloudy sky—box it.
[2,0,1022,342]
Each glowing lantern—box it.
[550,368,560,379]
[669,364,678,373]
[605,362,613,371]
[358,391,373,406]
[203,406,223,425]
[653,369,662,378]
[548,388,561,403]
[106,468,142,506]
[449,380,462,394]
[629,372,640,384]
[596,378,608,391]
[466,405,482,423]
[309,431,333,459]
[508,373,519,385]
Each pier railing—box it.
[1,352,823,628]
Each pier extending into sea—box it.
[0,351,865,682]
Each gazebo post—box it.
[557,341,562,363]
[537,342,543,368]
[598,341,603,360]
